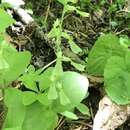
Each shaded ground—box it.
[1,0,130,130]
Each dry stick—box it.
[42,59,56,70]
[44,0,52,24]
[115,28,130,35]
[55,116,65,130]
[89,102,94,121]
[70,120,92,128]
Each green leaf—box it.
[57,0,67,5]
[3,88,26,129]
[59,88,70,105]
[39,67,54,91]
[20,73,38,92]
[3,127,22,130]
[37,93,52,106]
[58,0,78,5]
[87,33,128,76]
[77,103,90,116]
[0,52,9,70]
[64,5,77,12]
[48,19,61,38]
[68,40,82,54]
[62,32,82,54]
[104,51,130,104]
[22,92,37,106]
[61,111,78,120]
[0,9,15,32]
[27,65,35,72]
[61,71,89,106]
[48,84,58,100]
[76,10,89,17]
[70,61,85,71]
[62,55,71,62]
[22,102,58,130]
[2,51,31,85]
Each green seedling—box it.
[0,2,90,130]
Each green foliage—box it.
[0,40,31,86]
[61,71,88,106]
[87,33,130,105]
[3,88,26,130]
[104,51,130,104]
[22,102,58,130]
[87,34,127,76]
[77,103,90,116]
[0,2,90,130]
[0,8,15,33]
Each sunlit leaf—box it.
[104,51,130,104]
[61,111,78,120]
[0,9,15,32]
[22,92,37,106]
[68,40,82,54]
[22,102,58,130]
[71,61,85,71]
[87,33,128,76]
[77,103,90,116]
[61,71,89,106]
[4,88,26,128]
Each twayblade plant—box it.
[0,1,90,130]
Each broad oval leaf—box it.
[61,71,89,106]
[87,34,128,76]
[22,102,58,130]
[104,52,130,104]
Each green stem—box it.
[56,7,66,58]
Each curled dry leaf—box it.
[93,96,130,130]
